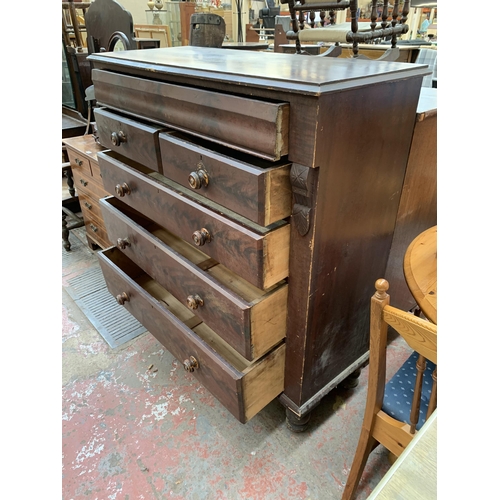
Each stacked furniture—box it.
[88,46,429,428]
[63,135,113,250]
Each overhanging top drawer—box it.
[92,69,289,161]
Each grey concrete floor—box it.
[62,228,412,500]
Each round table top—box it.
[403,226,437,324]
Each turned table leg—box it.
[65,168,76,198]
[62,213,71,251]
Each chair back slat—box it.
[427,368,437,419]
[283,0,410,55]
[382,305,437,364]
[409,354,426,433]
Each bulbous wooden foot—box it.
[286,408,311,433]
[340,368,362,389]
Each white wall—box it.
[117,0,149,25]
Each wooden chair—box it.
[342,278,437,500]
[281,0,410,57]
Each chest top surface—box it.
[63,135,105,162]
[88,46,430,95]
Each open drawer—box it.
[98,247,286,423]
[94,108,167,173]
[100,196,288,360]
[92,69,289,161]
[159,131,292,227]
[97,150,290,290]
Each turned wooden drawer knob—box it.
[116,237,131,250]
[115,182,131,197]
[188,166,209,189]
[186,294,204,310]
[111,131,127,146]
[192,228,211,246]
[183,356,199,372]
[116,292,129,305]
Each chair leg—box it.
[342,430,378,500]
[426,368,437,419]
[65,168,76,198]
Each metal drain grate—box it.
[65,260,147,348]
[62,233,92,270]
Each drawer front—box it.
[98,247,286,423]
[72,168,110,200]
[94,108,165,173]
[98,151,290,290]
[83,214,112,249]
[100,196,288,360]
[93,69,289,161]
[78,191,105,221]
[67,147,92,178]
[159,131,292,226]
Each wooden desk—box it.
[222,42,269,50]
[279,44,322,55]
[367,411,437,499]
[62,112,86,139]
[337,43,421,62]
[403,225,437,324]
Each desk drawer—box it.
[93,69,289,161]
[68,149,92,178]
[159,131,292,226]
[98,247,285,423]
[98,151,290,290]
[83,213,112,249]
[94,108,165,173]
[79,191,105,221]
[100,196,287,360]
[72,169,110,200]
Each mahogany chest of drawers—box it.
[63,135,113,250]
[88,47,429,428]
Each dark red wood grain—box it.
[100,196,278,360]
[94,108,166,173]
[98,151,288,289]
[98,247,246,421]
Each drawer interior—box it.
[102,150,288,235]
[105,247,255,373]
[166,130,291,171]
